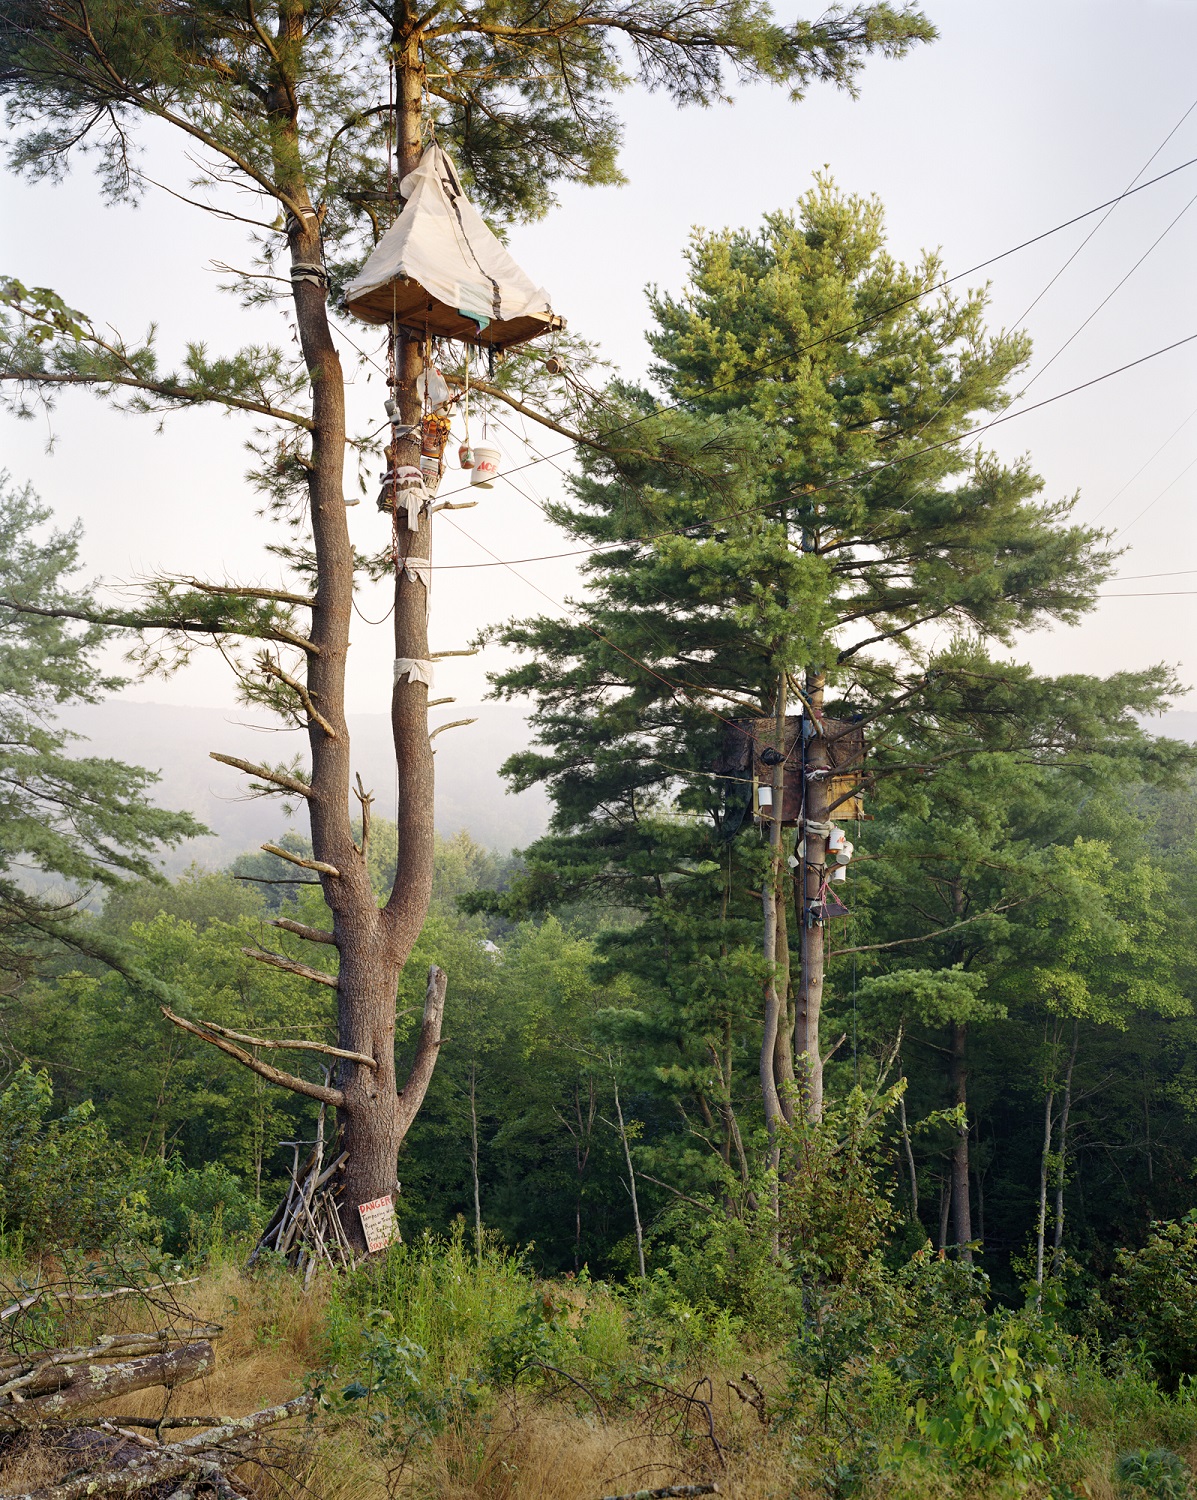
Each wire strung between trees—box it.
[427,329,1197,570]
[420,152,1197,508]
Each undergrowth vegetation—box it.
[0,1221,1194,1500]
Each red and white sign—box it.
[357,1194,399,1254]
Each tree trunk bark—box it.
[469,1062,482,1264]
[949,1020,973,1260]
[795,668,829,1122]
[759,674,788,1172]
[1051,1022,1078,1275]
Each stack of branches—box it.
[0,1273,318,1499]
[247,1101,356,1283]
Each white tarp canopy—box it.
[343,143,563,347]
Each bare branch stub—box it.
[260,843,339,877]
[241,945,339,989]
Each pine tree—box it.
[478,186,1189,1199]
[0,1,933,1249]
[0,473,202,975]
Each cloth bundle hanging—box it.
[343,144,564,348]
[393,658,434,687]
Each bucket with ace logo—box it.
[470,446,501,488]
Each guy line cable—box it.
[429,329,1197,572]
[343,150,1197,510]
[859,93,1197,531]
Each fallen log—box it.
[0,1328,222,1400]
[0,1343,214,1428]
[2,1394,316,1500]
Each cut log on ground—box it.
[0,1342,215,1429]
[1,1394,316,1500]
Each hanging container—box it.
[420,453,442,493]
[422,412,451,458]
[835,840,854,866]
[830,865,848,883]
[470,445,501,489]
[458,444,475,470]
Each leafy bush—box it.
[905,1328,1058,1486]
[0,1063,147,1249]
[1114,1448,1194,1500]
[140,1158,264,1256]
[1108,1213,1197,1387]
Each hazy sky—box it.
[4,0,1197,737]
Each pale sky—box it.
[3,0,1197,734]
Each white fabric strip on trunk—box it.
[393,658,435,688]
[400,556,432,622]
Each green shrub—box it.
[1108,1213,1197,1387]
[905,1328,1058,1487]
[0,1063,147,1249]
[1114,1448,1194,1500]
[140,1158,264,1256]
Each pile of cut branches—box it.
[0,1273,316,1499]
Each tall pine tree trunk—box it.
[950,1019,973,1259]
[795,668,830,1121]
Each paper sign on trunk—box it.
[358,1194,399,1253]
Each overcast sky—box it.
[3,0,1197,737]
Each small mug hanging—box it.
[459,443,475,470]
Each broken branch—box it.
[271,917,335,944]
[429,717,477,740]
[240,946,339,989]
[260,843,339,876]
[195,1014,374,1069]
[160,1007,344,1106]
[395,966,447,1137]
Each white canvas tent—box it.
[343,143,564,349]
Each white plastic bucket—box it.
[420,453,441,493]
[470,446,501,488]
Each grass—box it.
[0,1236,1194,1500]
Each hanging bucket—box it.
[830,865,847,883]
[470,445,501,488]
[458,444,475,470]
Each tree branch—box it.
[178,578,315,608]
[191,1014,375,1069]
[0,597,317,653]
[428,716,477,740]
[257,654,336,735]
[209,752,312,798]
[260,842,338,876]
[395,966,447,1138]
[160,1007,344,1106]
[271,917,335,944]
[827,901,1024,957]
[241,945,338,987]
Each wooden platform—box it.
[343,277,563,350]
